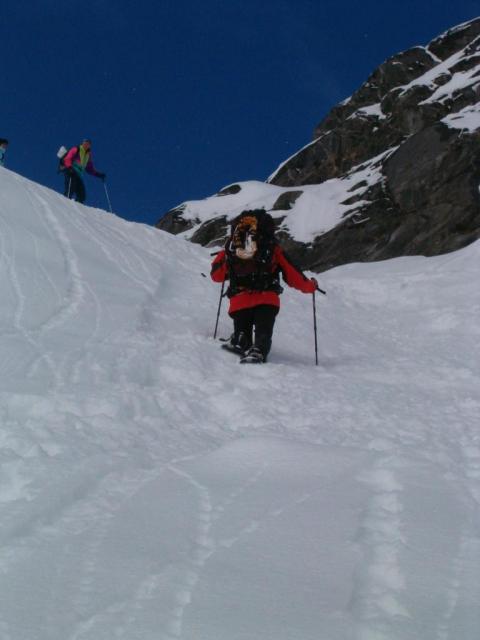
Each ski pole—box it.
[312,284,326,365]
[312,290,319,366]
[103,180,113,213]
[67,176,72,199]
[213,279,226,339]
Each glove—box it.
[97,172,106,181]
[312,278,327,295]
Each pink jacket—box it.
[63,145,101,176]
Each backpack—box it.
[225,209,283,297]
[56,145,69,172]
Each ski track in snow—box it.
[159,465,215,640]
[86,214,159,292]
[63,453,207,640]
[63,276,103,387]
[157,462,315,640]
[159,463,272,640]
[354,451,410,640]
[65,464,170,640]
[26,188,86,334]
[0,203,60,387]
[20,187,89,389]
[67,207,157,296]
[68,456,323,640]
[435,423,480,640]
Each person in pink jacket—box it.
[63,139,105,204]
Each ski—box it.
[221,342,246,356]
[239,348,264,364]
[239,356,263,364]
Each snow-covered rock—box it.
[158,18,480,273]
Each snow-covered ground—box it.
[1,167,479,640]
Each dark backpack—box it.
[225,209,283,297]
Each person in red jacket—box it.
[63,139,105,204]
[211,209,318,363]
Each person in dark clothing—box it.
[62,139,105,204]
[0,138,9,167]
[211,209,318,363]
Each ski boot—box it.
[221,331,251,356]
[239,346,265,364]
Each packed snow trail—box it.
[0,167,479,640]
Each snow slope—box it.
[1,167,480,640]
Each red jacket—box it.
[211,245,316,314]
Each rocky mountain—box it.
[157,19,480,272]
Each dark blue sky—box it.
[2,1,478,225]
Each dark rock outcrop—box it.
[157,19,480,272]
[269,21,480,189]
[304,125,480,272]
[156,206,195,235]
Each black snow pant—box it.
[231,304,279,360]
[64,171,86,203]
